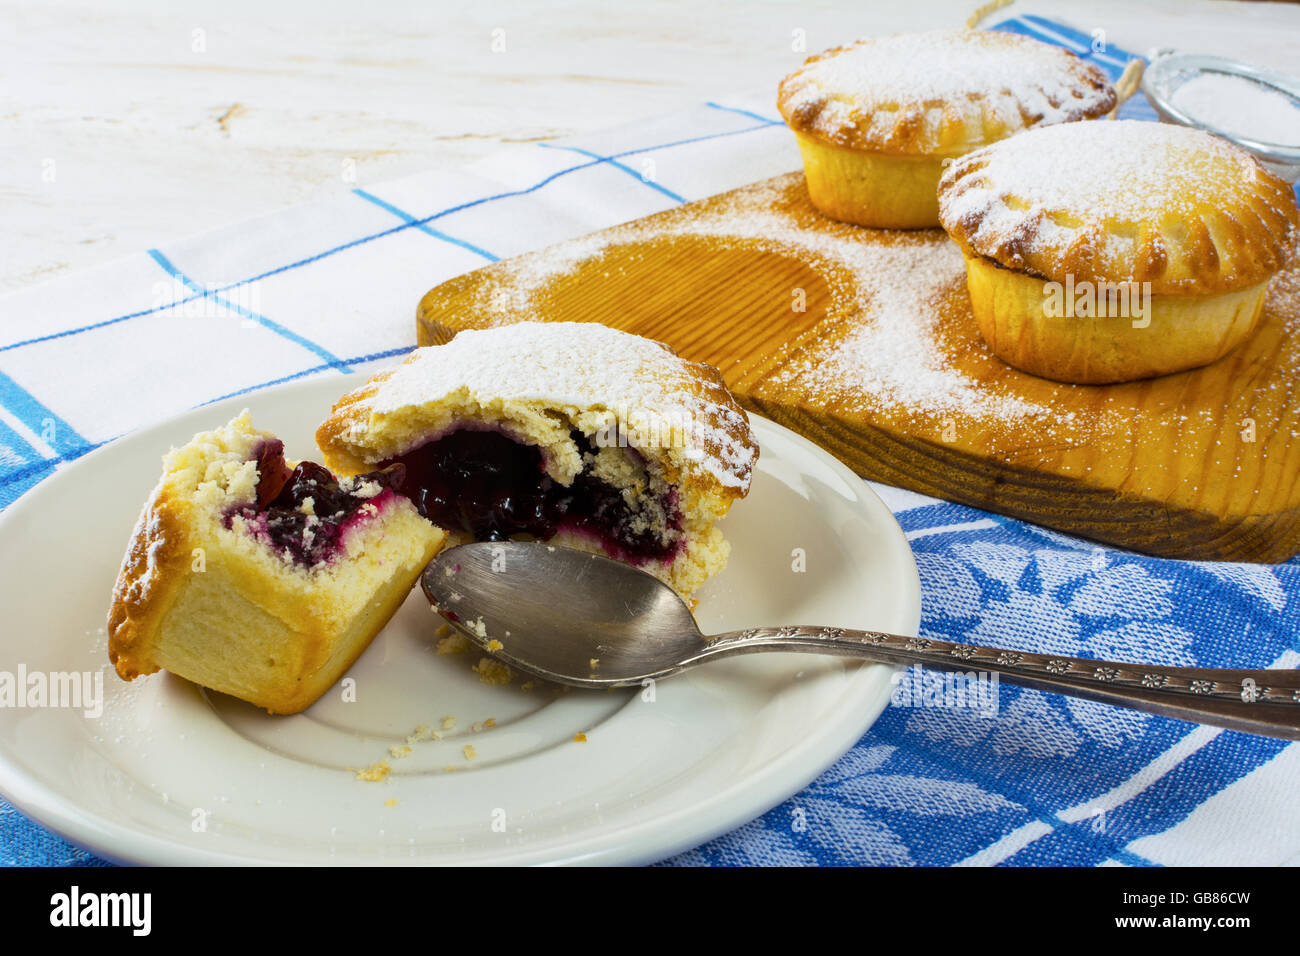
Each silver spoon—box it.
[420,542,1300,740]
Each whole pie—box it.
[777,30,1116,229]
[937,120,1300,383]
[107,412,446,713]
[315,322,758,598]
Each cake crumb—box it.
[388,744,412,759]
[589,657,600,669]
[441,715,457,731]
[406,723,441,744]
[384,797,399,808]
[355,760,391,782]
[573,732,588,743]
[520,681,535,691]
[486,639,504,652]
[463,744,478,760]
[473,657,513,686]
[437,631,470,655]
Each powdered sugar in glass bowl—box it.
[1142,50,1300,182]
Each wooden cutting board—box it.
[416,172,1300,563]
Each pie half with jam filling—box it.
[107,412,446,714]
[315,322,758,598]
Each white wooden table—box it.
[3,0,1297,293]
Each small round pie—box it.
[777,30,1116,229]
[937,120,1300,384]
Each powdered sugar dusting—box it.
[465,172,1062,425]
[938,120,1298,291]
[944,120,1262,227]
[482,233,612,317]
[1271,242,1300,334]
[114,499,166,608]
[779,30,1114,153]
[369,322,757,488]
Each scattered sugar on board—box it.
[469,172,1066,428]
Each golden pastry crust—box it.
[777,30,1116,158]
[790,134,951,228]
[316,322,758,598]
[938,120,1300,295]
[108,412,445,714]
[962,254,1272,383]
[108,485,192,682]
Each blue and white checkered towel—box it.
[3,16,1297,867]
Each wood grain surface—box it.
[417,174,1300,563]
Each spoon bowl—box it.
[421,542,708,687]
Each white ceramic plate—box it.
[0,374,919,865]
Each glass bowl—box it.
[1142,49,1300,182]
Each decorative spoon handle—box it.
[696,626,1300,739]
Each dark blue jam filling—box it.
[381,429,683,564]
[230,439,405,567]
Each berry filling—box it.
[382,429,684,564]
[230,440,405,567]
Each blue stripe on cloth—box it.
[998,836,1158,868]
[146,249,353,374]
[0,439,109,510]
[0,460,54,510]
[894,501,997,534]
[0,416,38,463]
[0,368,92,458]
[1023,15,1141,68]
[0,416,53,508]
[0,302,185,356]
[0,811,113,867]
[0,119,776,357]
[704,101,784,125]
[537,143,687,203]
[0,345,419,508]
[351,189,500,261]
[199,345,416,406]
